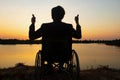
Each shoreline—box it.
[0,39,120,47]
[0,63,120,80]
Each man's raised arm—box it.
[73,15,82,39]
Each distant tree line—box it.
[0,39,120,47]
[73,39,120,47]
[0,39,41,44]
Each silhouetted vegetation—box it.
[0,39,42,44]
[0,63,120,80]
[103,39,120,47]
[0,39,120,47]
[73,39,120,47]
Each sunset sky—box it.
[0,0,120,40]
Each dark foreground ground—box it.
[0,63,120,80]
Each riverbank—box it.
[0,39,120,47]
[0,63,120,80]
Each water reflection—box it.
[0,45,41,68]
[0,44,120,69]
[73,44,120,69]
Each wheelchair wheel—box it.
[35,50,80,80]
[70,50,80,80]
[35,50,42,80]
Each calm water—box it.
[0,44,120,69]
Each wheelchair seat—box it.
[41,37,72,64]
[41,49,72,64]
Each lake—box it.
[0,44,120,70]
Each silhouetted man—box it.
[29,6,82,67]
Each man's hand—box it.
[75,15,79,25]
[31,14,36,24]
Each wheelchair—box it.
[35,49,80,80]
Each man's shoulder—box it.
[62,22,73,29]
[42,22,52,26]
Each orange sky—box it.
[0,0,120,40]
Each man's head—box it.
[52,6,65,21]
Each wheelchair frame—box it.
[35,50,80,80]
